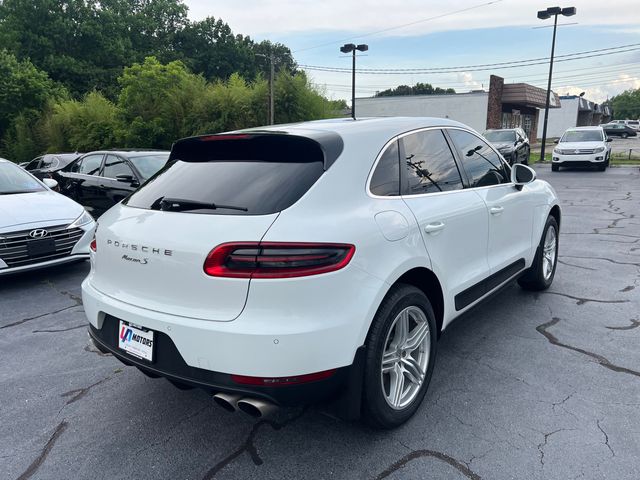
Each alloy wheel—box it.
[380,306,431,410]
[542,225,557,281]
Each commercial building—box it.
[355,75,560,140]
[536,95,612,139]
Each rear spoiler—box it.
[169,131,344,170]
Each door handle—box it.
[98,184,108,189]
[424,222,445,234]
[490,206,504,215]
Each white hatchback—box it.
[83,118,561,428]
[552,126,611,171]
[0,158,95,275]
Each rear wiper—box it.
[158,197,248,212]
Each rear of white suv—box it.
[552,126,611,171]
[83,118,560,428]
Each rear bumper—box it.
[88,317,362,406]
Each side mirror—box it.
[116,174,140,187]
[43,178,58,189]
[553,139,559,144]
[606,138,612,142]
[511,164,536,190]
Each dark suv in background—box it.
[483,128,530,165]
[55,150,169,217]
[24,153,82,180]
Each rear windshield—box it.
[124,135,326,215]
[483,130,515,143]
[560,130,603,142]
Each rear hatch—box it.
[90,133,337,321]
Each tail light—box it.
[90,237,97,252]
[203,242,355,278]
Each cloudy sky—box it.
[184,0,640,103]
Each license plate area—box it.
[118,320,155,362]
[27,238,56,257]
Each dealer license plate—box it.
[118,320,154,362]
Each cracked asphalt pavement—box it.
[1,165,639,480]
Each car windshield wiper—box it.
[156,197,248,212]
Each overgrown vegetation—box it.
[0,0,345,162]
[607,88,640,120]
[375,82,456,97]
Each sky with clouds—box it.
[183,0,640,104]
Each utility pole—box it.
[269,53,275,125]
[537,6,576,162]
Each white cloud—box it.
[184,0,640,39]
[555,73,640,103]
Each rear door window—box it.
[76,154,104,175]
[401,129,463,195]
[447,129,509,188]
[102,155,135,179]
[125,134,329,215]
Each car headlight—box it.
[594,147,605,153]
[68,210,94,228]
[553,148,561,154]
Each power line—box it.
[299,43,640,74]
[292,0,504,53]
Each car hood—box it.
[556,141,605,150]
[0,190,84,233]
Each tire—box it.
[598,163,606,172]
[522,149,529,165]
[621,133,628,139]
[510,153,517,166]
[518,216,559,291]
[362,284,437,429]
[551,164,559,172]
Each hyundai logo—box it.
[28,229,49,239]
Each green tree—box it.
[609,88,640,120]
[274,71,329,124]
[376,82,455,97]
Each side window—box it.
[401,129,463,195]
[26,157,42,171]
[370,141,400,196]
[102,155,134,179]
[447,129,509,188]
[77,154,103,175]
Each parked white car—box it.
[0,158,95,275]
[83,117,561,428]
[552,126,611,171]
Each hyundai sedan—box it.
[83,117,560,428]
[0,158,95,275]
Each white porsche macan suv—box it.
[83,118,560,428]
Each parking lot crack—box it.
[560,255,640,267]
[605,318,640,331]
[537,428,570,467]
[537,318,640,378]
[60,371,120,406]
[33,323,86,333]
[596,419,615,458]
[557,259,596,271]
[201,408,306,479]
[0,305,80,330]
[541,291,628,305]
[373,449,482,480]
[15,421,68,480]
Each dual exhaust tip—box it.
[213,392,277,418]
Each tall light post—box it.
[537,6,576,162]
[256,53,275,125]
[340,43,368,120]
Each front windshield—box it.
[129,153,170,180]
[0,162,45,195]
[483,131,516,143]
[560,130,603,142]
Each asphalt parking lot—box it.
[2,165,639,480]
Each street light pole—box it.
[538,6,576,162]
[340,43,368,120]
[269,53,275,125]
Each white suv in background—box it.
[83,117,560,428]
[552,126,611,171]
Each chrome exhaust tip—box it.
[237,398,278,418]
[213,393,242,413]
